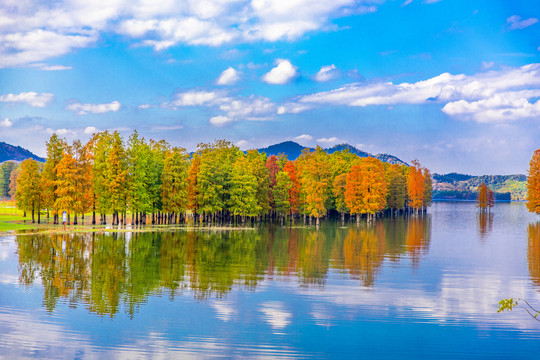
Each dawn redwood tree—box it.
[476,182,489,210]
[8,165,21,199]
[161,147,190,221]
[407,160,425,213]
[266,155,280,212]
[385,164,407,215]
[108,131,128,225]
[282,161,300,217]
[422,168,433,210]
[186,154,201,220]
[345,157,387,224]
[527,149,540,214]
[42,133,67,224]
[300,146,331,226]
[0,161,17,198]
[333,173,349,223]
[246,150,270,218]
[55,148,78,224]
[93,131,113,224]
[127,131,153,224]
[15,159,42,223]
[229,154,260,222]
[274,170,292,223]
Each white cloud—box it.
[29,63,72,71]
[169,90,223,107]
[66,100,121,115]
[0,92,55,107]
[313,64,341,82]
[481,61,494,70]
[294,134,313,142]
[216,67,240,85]
[84,126,98,134]
[0,1,383,67]
[46,127,75,136]
[507,15,539,30]
[262,59,298,85]
[279,63,540,123]
[209,115,233,126]
[317,137,341,144]
[166,90,277,126]
[138,104,151,109]
[0,118,12,127]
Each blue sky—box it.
[0,0,539,174]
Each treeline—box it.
[9,131,433,225]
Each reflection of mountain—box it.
[16,218,432,317]
[528,223,540,289]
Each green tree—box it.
[274,170,293,222]
[108,131,128,225]
[229,154,260,222]
[0,161,17,198]
[15,159,43,223]
[161,147,190,220]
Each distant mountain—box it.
[0,142,45,163]
[433,173,527,201]
[257,141,408,166]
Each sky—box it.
[0,0,539,175]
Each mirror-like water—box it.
[1,201,540,359]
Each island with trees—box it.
[5,132,433,229]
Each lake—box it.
[1,201,540,359]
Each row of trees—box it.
[11,132,433,225]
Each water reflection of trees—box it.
[528,223,540,289]
[477,212,494,240]
[16,216,431,317]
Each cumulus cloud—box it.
[84,126,98,134]
[279,63,540,123]
[262,59,298,84]
[166,89,277,126]
[168,90,223,107]
[506,15,538,30]
[66,100,121,115]
[0,92,55,107]
[313,64,341,82]
[294,134,313,142]
[216,67,240,85]
[0,118,12,127]
[209,115,233,126]
[317,137,341,144]
[0,1,383,67]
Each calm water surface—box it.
[1,201,540,359]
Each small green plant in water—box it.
[498,298,540,322]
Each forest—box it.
[3,131,433,226]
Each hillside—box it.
[0,142,45,163]
[258,141,408,166]
[433,173,527,201]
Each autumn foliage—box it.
[11,133,434,225]
[527,149,540,214]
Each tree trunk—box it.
[31,205,35,223]
[74,214,78,225]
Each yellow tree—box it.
[527,149,540,214]
[300,146,331,226]
[15,159,43,223]
[407,160,425,213]
[55,149,78,224]
[345,157,388,224]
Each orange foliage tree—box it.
[527,149,540,214]
[345,157,388,224]
[407,160,425,212]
